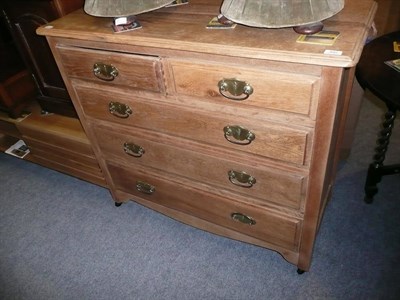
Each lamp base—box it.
[293,22,324,35]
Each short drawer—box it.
[74,84,311,165]
[94,125,307,210]
[169,60,321,118]
[107,162,302,251]
[56,45,164,93]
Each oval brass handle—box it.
[93,63,119,81]
[123,142,145,157]
[109,102,132,118]
[231,213,256,225]
[136,181,155,194]
[223,125,255,145]
[218,78,253,101]
[228,170,256,188]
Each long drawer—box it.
[107,161,302,251]
[74,84,311,166]
[24,137,100,172]
[25,137,106,187]
[94,125,307,210]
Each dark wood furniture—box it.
[1,0,84,118]
[0,16,36,118]
[356,31,400,203]
[1,0,105,189]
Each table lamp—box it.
[220,0,345,33]
[84,0,175,17]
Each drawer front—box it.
[24,137,100,170]
[19,125,95,156]
[57,46,164,93]
[169,60,320,118]
[94,126,306,210]
[32,154,106,188]
[31,147,103,178]
[24,138,106,186]
[108,162,301,251]
[74,85,310,165]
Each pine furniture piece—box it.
[37,0,377,272]
[356,31,400,203]
[0,102,107,188]
[1,0,84,118]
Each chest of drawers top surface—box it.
[37,0,376,67]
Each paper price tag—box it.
[324,49,343,56]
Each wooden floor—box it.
[374,0,400,34]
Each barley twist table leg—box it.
[364,110,397,203]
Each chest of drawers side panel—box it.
[44,37,129,200]
[297,67,345,272]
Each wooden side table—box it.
[355,31,400,203]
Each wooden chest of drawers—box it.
[37,0,376,272]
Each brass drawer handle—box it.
[123,142,145,157]
[223,125,255,145]
[218,78,253,101]
[231,213,256,225]
[136,181,155,194]
[228,170,256,188]
[93,62,119,81]
[109,101,132,118]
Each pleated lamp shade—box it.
[84,0,174,17]
[220,0,345,28]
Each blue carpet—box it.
[1,94,399,299]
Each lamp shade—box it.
[220,0,345,28]
[84,0,175,17]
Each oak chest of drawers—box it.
[37,0,376,272]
